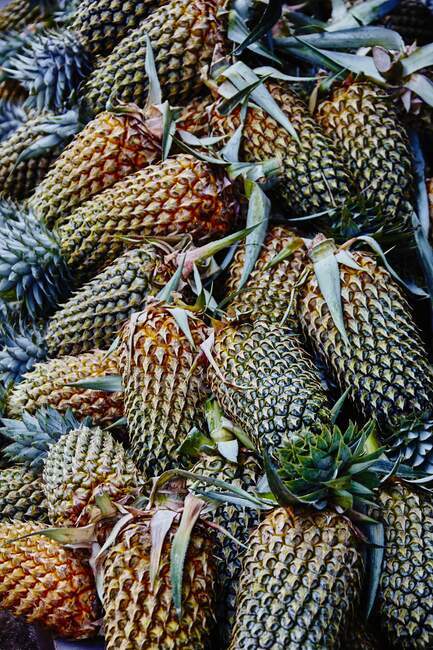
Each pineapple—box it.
[0,0,49,31]
[298,236,433,471]
[6,349,123,426]
[45,246,172,357]
[381,0,433,45]
[0,465,47,522]
[209,80,355,226]
[118,301,210,480]
[225,226,307,326]
[316,81,415,233]
[375,481,433,648]
[208,318,331,456]
[29,103,163,229]
[57,154,238,279]
[0,109,81,199]
[81,0,225,117]
[0,520,98,639]
[177,93,214,138]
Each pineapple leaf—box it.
[231,0,283,55]
[330,387,350,424]
[236,180,270,292]
[263,450,300,507]
[177,426,215,459]
[156,255,185,302]
[276,26,403,51]
[228,8,281,64]
[167,308,196,349]
[405,74,433,110]
[68,375,123,392]
[361,518,385,618]
[144,36,162,108]
[328,0,401,31]
[150,509,177,591]
[401,43,433,77]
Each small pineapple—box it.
[30,103,163,229]
[118,301,210,479]
[6,349,123,426]
[0,465,47,522]
[0,520,98,639]
[57,154,238,279]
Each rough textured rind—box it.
[43,427,142,527]
[7,349,123,426]
[81,0,223,116]
[119,304,209,479]
[381,0,433,45]
[225,226,307,326]
[0,0,44,31]
[0,520,98,639]
[210,81,354,222]
[229,508,363,649]
[317,82,415,232]
[0,466,48,522]
[376,482,433,649]
[208,319,331,456]
[190,453,261,647]
[45,247,171,356]
[177,94,213,138]
[58,154,237,277]
[30,107,162,228]
[102,516,216,649]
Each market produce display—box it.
[0,0,433,648]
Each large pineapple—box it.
[208,318,331,456]
[0,519,98,639]
[81,0,225,117]
[57,154,238,279]
[298,236,433,471]
[30,103,163,229]
[0,465,47,522]
[118,301,210,480]
[45,246,172,356]
[6,349,123,426]
[225,226,307,326]
[316,81,415,233]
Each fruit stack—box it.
[0,0,432,648]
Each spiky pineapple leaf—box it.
[150,509,177,590]
[328,0,401,31]
[69,375,123,392]
[231,0,283,55]
[276,26,404,51]
[236,180,270,292]
[227,8,281,64]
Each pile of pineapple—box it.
[0,0,432,648]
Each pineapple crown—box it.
[3,29,91,113]
[0,320,47,387]
[0,406,91,472]
[0,101,26,143]
[0,203,72,320]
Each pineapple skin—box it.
[299,249,433,432]
[118,304,209,480]
[208,319,331,455]
[0,0,44,31]
[43,427,142,527]
[30,106,162,229]
[381,0,433,46]
[7,349,123,426]
[190,453,261,647]
[376,482,433,649]
[225,226,307,326]
[178,94,214,138]
[0,520,98,639]
[45,246,172,356]
[0,466,48,522]
[229,508,363,649]
[103,515,216,649]
[210,81,354,221]
[58,154,237,278]
[81,0,224,116]
[316,82,415,232]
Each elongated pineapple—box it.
[118,302,210,479]
[30,103,163,229]
[7,349,123,426]
[0,520,98,639]
[81,0,225,117]
[45,246,172,356]
[298,237,433,471]
[57,154,238,278]
[0,465,47,522]
[208,318,331,456]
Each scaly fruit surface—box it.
[30,105,163,229]
[45,246,172,356]
[210,81,354,223]
[298,240,433,469]
[375,482,433,649]
[58,154,237,278]
[0,0,45,31]
[225,226,307,326]
[190,453,261,647]
[0,465,47,521]
[382,0,433,46]
[118,303,209,479]
[208,319,331,456]
[229,508,363,649]
[178,93,213,138]
[7,349,123,426]
[102,511,216,649]
[0,520,98,639]
[43,426,142,526]
[81,0,224,116]
[316,82,415,233]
